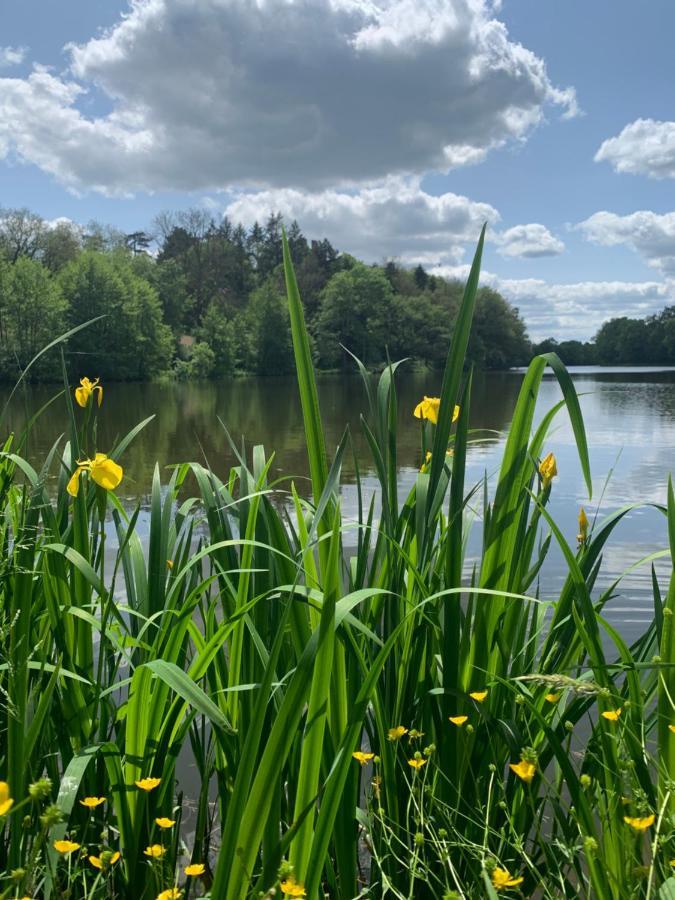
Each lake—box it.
[3,366,674,646]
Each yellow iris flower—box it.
[577,506,589,545]
[539,452,557,488]
[67,453,123,498]
[75,376,103,408]
[0,782,14,817]
[413,396,460,425]
[491,867,524,890]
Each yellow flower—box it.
[144,844,165,858]
[601,708,622,722]
[448,716,468,727]
[0,782,14,817]
[135,777,161,792]
[577,506,589,545]
[352,751,375,765]
[80,796,105,809]
[624,814,655,831]
[387,726,408,741]
[539,452,557,488]
[280,875,307,897]
[408,729,425,740]
[54,839,81,855]
[89,851,121,870]
[67,453,123,498]
[184,863,206,877]
[156,890,182,900]
[669,725,675,734]
[491,867,524,890]
[545,693,561,703]
[155,817,176,829]
[75,376,103,408]
[413,397,460,426]
[408,758,427,770]
[469,691,488,703]
[509,759,537,783]
[167,559,174,570]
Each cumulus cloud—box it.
[595,119,675,179]
[430,264,672,340]
[224,178,498,264]
[496,223,564,258]
[0,46,26,68]
[578,210,675,277]
[0,0,576,194]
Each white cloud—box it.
[496,223,564,258]
[0,46,26,69]
[430,264,672,340]
[595,119,675,179]
[0,0,576,194]
[578,210,675,277]
[224,178,498,264]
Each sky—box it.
[1,0,675,340]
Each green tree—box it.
[199,299,237,376]
[243,281,294,375]
[594,317,649,365]
[468,287,531,369]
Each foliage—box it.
[0,233,673,900]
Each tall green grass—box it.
[0,232,673,899]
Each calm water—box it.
[2,367,674,644]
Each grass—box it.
[0,230,674,899]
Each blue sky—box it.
[1,0,674,339]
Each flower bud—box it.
[29,778,52,801]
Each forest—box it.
[0,206,672,382]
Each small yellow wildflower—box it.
[413,396,460,426]
[491,867,524,890]
[669,725,675,734]
[135,777,161,792]
[156,890,182,900]
[167,559,174,570]
[545,693,561,703]
[469,691,488,703]
[80,796,105,809]
[144,844,165,858]
[539,451,557,488]
[509,759,537,783]
[408,729,425,740]
[280,875,307,897]
[75,376,103,408]
[155,817,176,829]
[352,752,375,765]
[0,782,14,817]
[184,863,206,876]
[601,708,622,722]
[54,840,81,855]
[387,726,408,741]
[448,716,468,726]
[624,815,655,831]
[89,851,121,870]
[577,506,589,545]
[408,757,427,770]
[67,453,123,498]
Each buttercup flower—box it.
[669,725,675,734]
[80,796,105,809]
[539,452,557,488]
[352,752,375,766]
[135,777,161,792]
[624,815,655,831]
[155,817,176,829]
[67,454,123,498]
[54,840,81,855]
[156,890,182,900]
[408,757,427,770]
[75,377,103,408]
[184,863,206,876]
[545,693,561,703]
[469,691,488,703]
[413,396,460,426]
[144,844,165,858]
[89,851,120,870]
[449,716,468,727]
[601,708,622,722]
[577,506,589,545]
[387,726,408,741]
[0,782,14,817]
[280,875,307,897]
[509,758,537,783]
[491,867,524,890]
